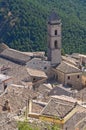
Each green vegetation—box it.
[0,0,86,54]
[18,121,60,130]
[18,121,32,130]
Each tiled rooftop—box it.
[0,57,29,84]
[0,43,9,53]
[0,74,11,83]
[48,12,60,22]
[56,61,81,73]
[0,48,31,64]
[27,68,47,78]
[0,85,38,113]
[41,96,76,119]
[0,113,17,130]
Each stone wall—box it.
[51,50,62,65]
[48,24,61,37]
[56,70,65,84]
[26,58,51,72]
[65,73,82,90]
[0,78,12,92]
[56,70,82,90]
[63,110,86,130]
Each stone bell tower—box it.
[47,12,62,66]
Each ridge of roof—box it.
[27,68,47,78]
[41,96,76,119]
[56,61,81,73]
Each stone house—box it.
[63,106,86,130]
[0,74,12,92]
[40,96,77,122]
[71,53,80,60]
[53,61,82,90]
[26,58,51,72]
[27,68,47,89]
[62,56,79,67]
[40,96,86,130]
[47,12,82,90]
[37,83,52,98]
[0,48,31,65]
[49,84,73,97]
[79,54,86,66]
[71,53,86,66]
[28,96,86,130]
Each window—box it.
[68,76,70,80]
[67,83,72,87]
[44,66,47,70]
[33,78,36,81]
[77,75,80,79]
[4,84,7,90]
[55,30,57,35]
[54,40,58,49]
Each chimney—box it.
[28,99,32,114]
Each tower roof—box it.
[48,12,60,22]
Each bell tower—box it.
[47,12,62,66]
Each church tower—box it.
[47,12,62,66]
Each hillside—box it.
[0,0,86,54]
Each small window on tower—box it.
[55,30,57,35]
[54,40,58,49]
